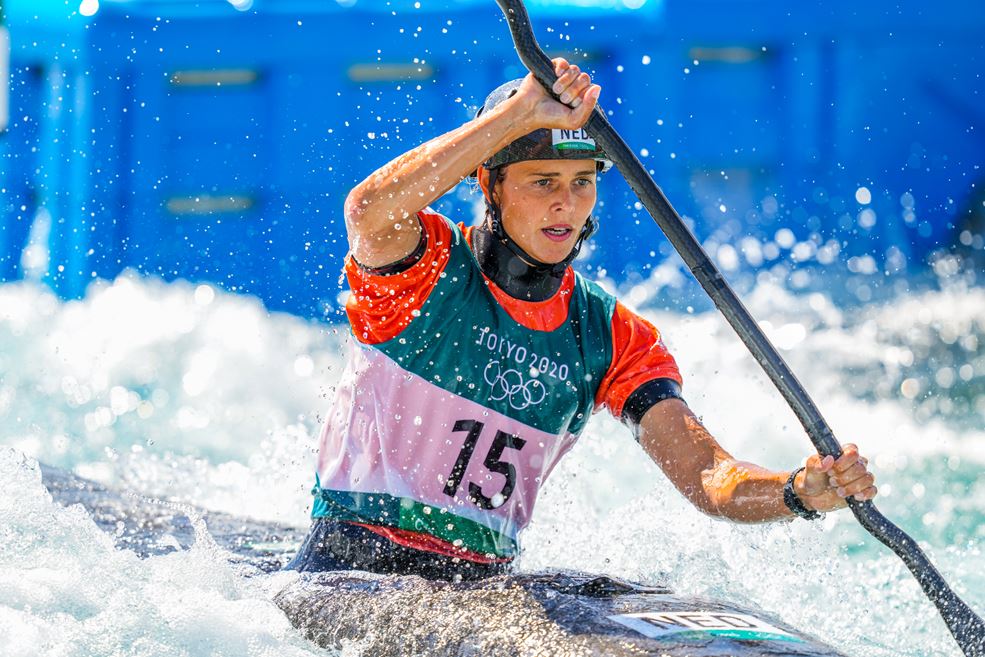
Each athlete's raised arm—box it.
[637,399,877,523]
[343,58,600,268]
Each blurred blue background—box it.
[1,0,983,319]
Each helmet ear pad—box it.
[476,164,501,206]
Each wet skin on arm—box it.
[343,58,599,268]
[637,399,877,522]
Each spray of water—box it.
[0,273,981,656]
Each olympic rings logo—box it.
[483,360,547,410]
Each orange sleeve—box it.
[594,301,683,418]
[344,209,453,345]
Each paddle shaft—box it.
[494,0,985,654]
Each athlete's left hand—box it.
[795,443,877,512]
[507,57,600,134]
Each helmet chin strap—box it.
[485,167,596,278]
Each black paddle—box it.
[493,0,985,654]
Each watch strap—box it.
[784,467,822,520]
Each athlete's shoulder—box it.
[571,270,618,317]
[417,209,477,263]
[343,208,467,345]
[416,207,457,243]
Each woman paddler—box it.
[287,59,878,580]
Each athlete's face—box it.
[486,159,598,265]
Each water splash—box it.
[0,447,327,657]
[0,274,982,656]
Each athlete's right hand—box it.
[510,57,601,132]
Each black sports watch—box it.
[783,467,822,520]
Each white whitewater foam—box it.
[0,447,328,657]
[1,274,982,657]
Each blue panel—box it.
[3,0,983,317]
[0,62,42,280]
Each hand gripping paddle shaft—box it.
[493,0,985,654]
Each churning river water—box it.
[0,272,982,656]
